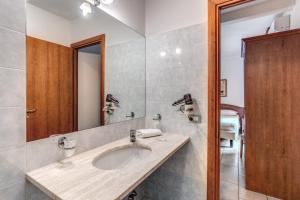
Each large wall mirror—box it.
[26,0,146,141]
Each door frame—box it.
[207,1,253,199]
[71,34,106,131]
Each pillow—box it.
[221,123,235,131]
[221,110,238,116]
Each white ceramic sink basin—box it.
[92,144,152,170]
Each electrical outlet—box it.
[188,114,201,123]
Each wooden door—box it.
[244,30,300,199]
[26,36,73,141]
[27,37,48,141]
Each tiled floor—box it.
[220,140,281,200]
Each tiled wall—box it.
[0,0,26,199]
[143,24,208,199]
[106,39,146,124]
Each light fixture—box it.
[80,0,113,17]
[80,2,92,16]
[160,51,167,57]
[101,0,114,5]
[176,47,182,55]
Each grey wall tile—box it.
[0,0,26,199]
[0,107,25,148]
[0,27,25,69]
[25,130,88,172]
[0,146,26,190]
[0,68,25,107]
[0,182,26,200]
[144,24,208,200]
[0,0,26,33]
[106,39,146,123]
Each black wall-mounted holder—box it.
[153,113,162,121]
[172,94,201,123]
[103,94,120,115]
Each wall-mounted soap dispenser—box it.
[172,94,200,123]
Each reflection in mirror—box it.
[26,0,145,141]
[78,43,102,131]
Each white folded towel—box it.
[136,129,162,138]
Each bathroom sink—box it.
[92,144,152,170]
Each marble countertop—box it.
[26,134,190,200]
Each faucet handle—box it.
[130,130,136,142]
[126,112,135,118]
[153,114,162,121]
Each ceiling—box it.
[27,0,83,20]
[221,0,295,23]
[221,0,270,14]
[26,0,144,46]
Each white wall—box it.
[27,3,144,47]
[70,11,143,46]
[221,14,277,107]
[145,0,206,36]
[99,0,145,35]
[78,52,101,131]
[221,2,300,107]
[26,4,71,46]
[291,0,300,28]
[221,57,245,107]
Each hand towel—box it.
[136,129,162,138]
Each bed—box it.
[220,104,245,154]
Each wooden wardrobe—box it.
[244,29,300,199]
[26,36,74,141]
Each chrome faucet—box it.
[130,130,136,143]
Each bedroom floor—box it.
[220,139,281,200]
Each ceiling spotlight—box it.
[80,2,92,16]
[160,51,167,57]
[175,47,182,55]
[101,0,114,5]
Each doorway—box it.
[208,0,300,199]
[71,35,106,131]
[77,45,101,130]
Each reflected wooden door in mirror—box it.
[26,36,74,141]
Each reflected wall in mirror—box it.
[26,0,146,141]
